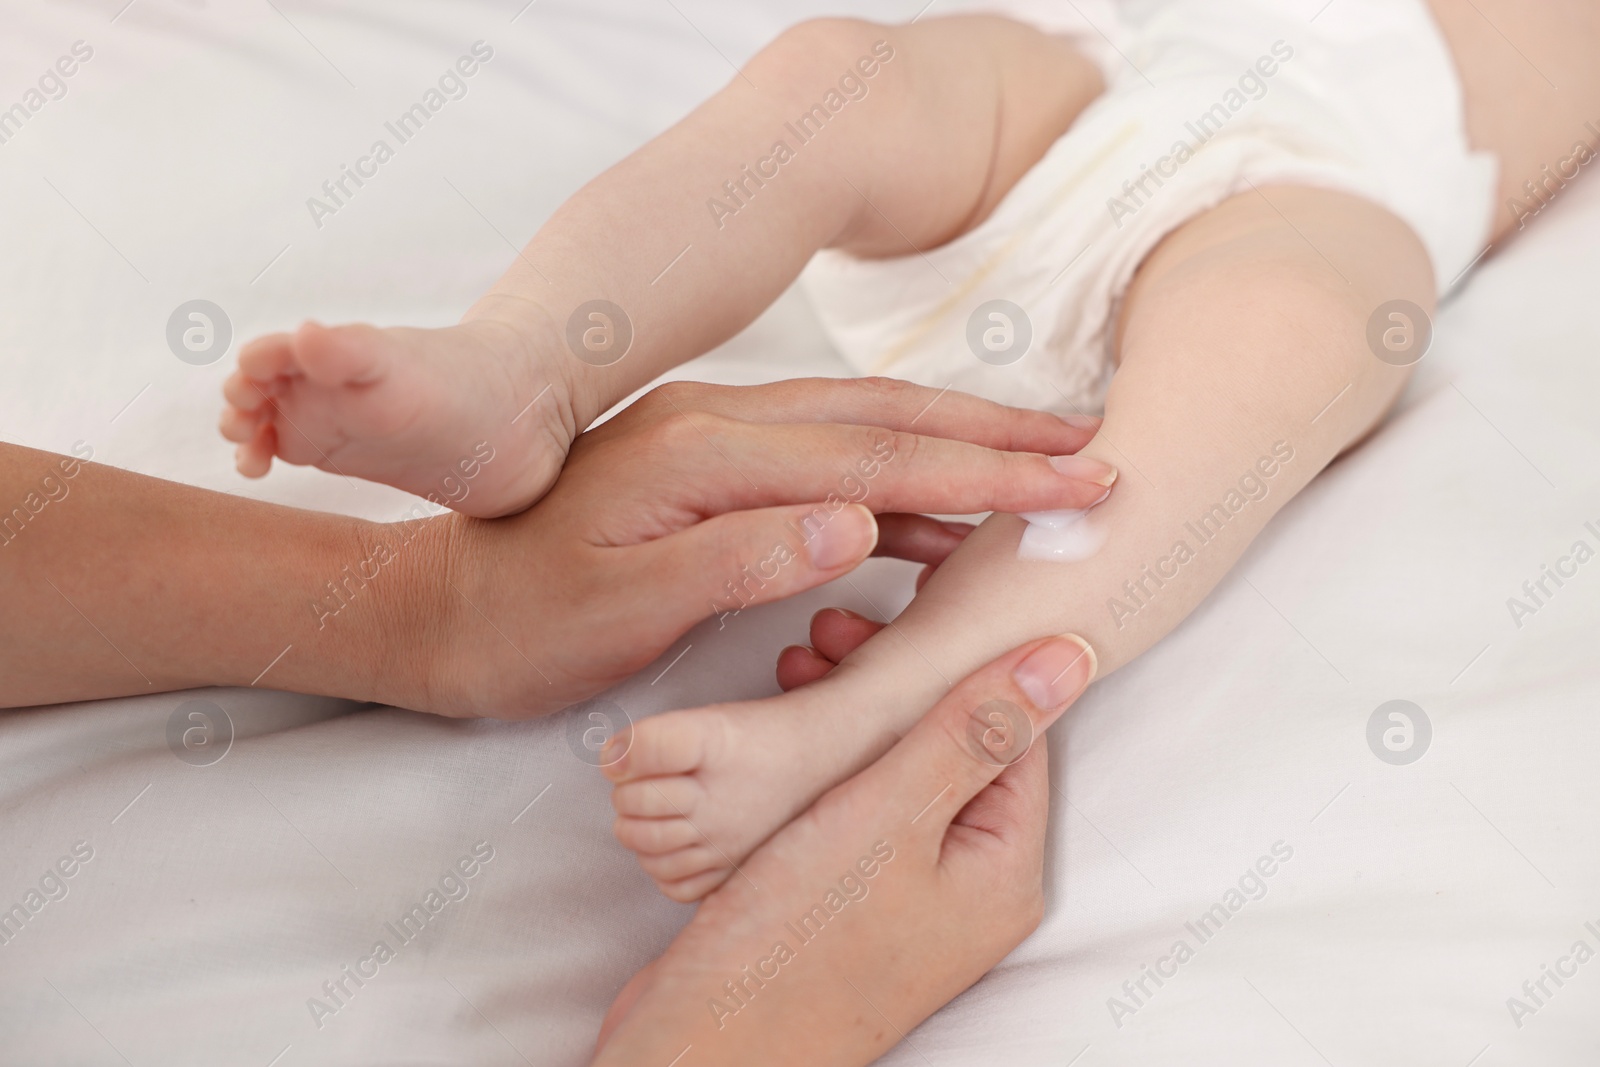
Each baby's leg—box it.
[609,185,1431,899]
[219,17,1102,515]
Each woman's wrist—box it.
[276,508,463,713]
[196,503,417,704]
[362,511,468,714]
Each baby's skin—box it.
[592,632,1095,1067]
[220,16,1104,518]
[222,317,578,517]
[604,180,1428,898]
[222,5,1600,900]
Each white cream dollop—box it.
[1017,508,1108,563]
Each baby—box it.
[219,0,1595,901]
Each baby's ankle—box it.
[800,658,943,757]
[462,292,615,433]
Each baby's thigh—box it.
[1427,0,1600,241]
[773,14,1102,257]
[1108,185,1433,454]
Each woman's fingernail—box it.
[816,607,866,623]
[940,521,977,537]
[806,504,879,570]
[1050,454,1118,487]
[1012,635,1098,711]
[1059,413,1102,431]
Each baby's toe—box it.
[291,321,391,387]
[235,424,276,479]
[637,844,722,883]
[613,816,701,855]
[236,332,296,382]
[611,775,701,818]
[219,405,262,444]
[656,867,733,903]
[603,711,721,783]
[222,366,277,412]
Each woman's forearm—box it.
[0,444,444,708]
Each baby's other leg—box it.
[611,185,1431,899]
[1426,0,1600,244]
[221,17,1102,515]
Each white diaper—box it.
[800,0,1499,415]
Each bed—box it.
[4,2,1599,1063]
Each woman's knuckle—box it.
[860,375,909,399]
[877,427,919,468]
[644,380,697,410]
[691,410,740,448]
[646,409,710,453]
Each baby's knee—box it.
[745,18,901,98]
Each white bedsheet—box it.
[3,2,1599,1064]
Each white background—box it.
[2,1,1598,1064]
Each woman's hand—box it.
[774,605,902,691]
[0,377,1110,711]
[419,378,1112,717]
[591,630,1097,1066]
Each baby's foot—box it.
[596,632,1090,1063]
[605,673,912,902]
[219,314,585,517]
[594,785,902,1061]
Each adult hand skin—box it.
[0,378,1112,713]
[425,378,1111,717]
[591,629,1098,1066]
[774,606,901,691]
